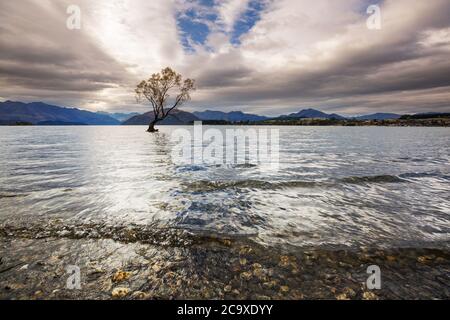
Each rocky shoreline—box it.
[1,231,449,300]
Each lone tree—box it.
[135,67,196,132]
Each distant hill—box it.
[97,111,140,122]
[122,109,199,125]
[2,100,446,126]
[400,113,450,120]
[193,110,269,122]
[354,113,401,120]
[0,101,120,125]
[279,108,345,120]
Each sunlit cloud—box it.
[0,0,449,115]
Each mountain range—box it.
[278,108,346,120]
[193,109,405,122]
[1,100,439,126]
[193,110,268,122]
[0,101,119,125]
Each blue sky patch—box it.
[231,0,267,45]
[177,0,267,51]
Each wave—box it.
[182,175,407,192]
[340,175,406,184]
[0,222,249,247]
[175,163,258,173]
[399,172,449,180]
[183,180,321,192]
[0,193,28,199]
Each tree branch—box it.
[134,67,195,132]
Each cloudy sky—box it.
[1,0,450,116]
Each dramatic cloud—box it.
[0,0,449,115]
[216,0,251,33]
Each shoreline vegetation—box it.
[4,117,450,127]
[200,116,450,127]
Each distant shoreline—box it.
[2,123,449,128]
[2,117,450,127]
[2,101,449,127]
[197,118,450,127]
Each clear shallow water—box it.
[0,126,449,249]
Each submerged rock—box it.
[112,287,130,298]
[112,270,132,283]
[280,286,290,293]
[263,280,278,289]
[151,263,163,273]
[362,291,378,300]
[131,291,149,300]
[417,255,435,264]
[240,271,252,281]
[335,293,350,300]
[1,235,449,300]
[279,256,290,267]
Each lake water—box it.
[1,125,449,300]
[0,126,449,250]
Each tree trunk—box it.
[147,119,159,132]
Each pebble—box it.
[280,286,289,293]
[263,280,277,289]
[386,255,396,262]
[336,293,350,300]
[343,287,356,298]
[240,272,252,281]
[112,270,132,282]
[5,283,25,290]
[57,230,70,237]
[253,268,265,279]
[279,256,290,267]
[417,256,434,264]
[152,263,162,273]
[291,290,304,299]
[90,267,105,274]
[131,291,148,299]
[362,291,378,300]
[74,231,86,237]
[239,246,252,255]
[222,240,232,246]
[112,287,130,298]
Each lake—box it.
[0,126,449,299]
